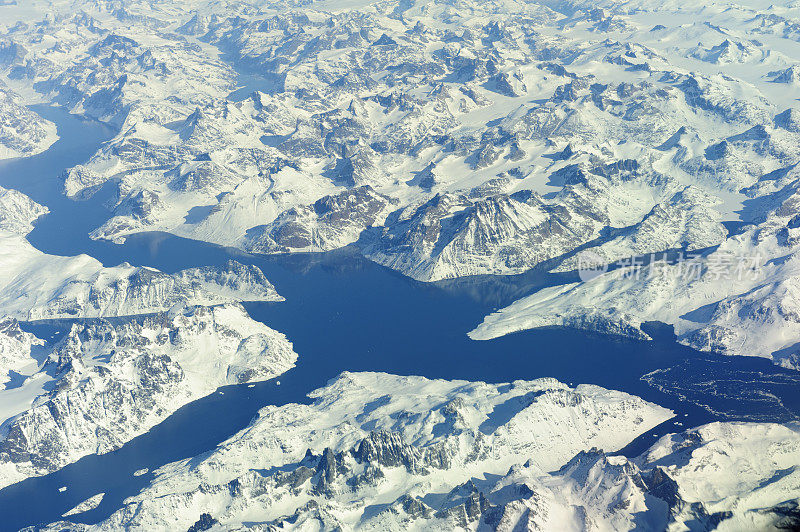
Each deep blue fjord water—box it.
[0,106,797,529]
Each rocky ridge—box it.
[36,373,800,531]
[44,371,674,530]
[0,82,57,160]
[0,303,297,489]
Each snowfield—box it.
[0,303,297,489]
[0,0,799,528]
[32,373,800,531]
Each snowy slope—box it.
[0,186,49,235]
[0,186,283,320]
[470,189,800,369]
[48,371,673,530]
[0,84,57,160]
[1,0,800,527]
[38,372,800,531]
[0,233,283,320]
[0,317,42,388]
[4,0,793,283]
[0,303,297,489]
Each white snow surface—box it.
[37,373,800,531]
[62,493,104,517]
[51,371,674,530]
[0,303,297,489]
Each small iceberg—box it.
[63,492,104,517]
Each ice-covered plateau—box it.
[37,373,800,531]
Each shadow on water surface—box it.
[0,106,797,529]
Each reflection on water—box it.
[431,267,577,309]
[0,106,797,529]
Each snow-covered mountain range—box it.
[0,82,56,159]
[4,0,800,368]
[0,184,297,489]
[35,371,678,529]
[0,303,296,489]
[0,0,799,529]
[34,373,800,531]
[0,185,283,320]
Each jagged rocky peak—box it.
[112,188,162,219]
[242,185,396,254]
[176,12,210,36]
[689,38,761,64]
[7,0,791,294]
[0,40,29,65]
[655,125,697,151]
[407,161,439,191]
[52,368,800,530]
[61,371,672,529]
[362,186,611,281]
[768,65,800,84]
[0,303,297,489]
[0,85,57,160]
[0,235,284,319]
[0,186,49,235]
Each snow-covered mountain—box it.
[41,371,674,530]
[4,0,792,277]
[0,317,43,388]
[0,187,297,489]
[2,0,798,308]
[0,303,296,489]
[1,0,800,529]
[35,372,800,531]
[0,186,283,320]
[469,181,800,369]
[0,83,57,160]
[0,243,285,320]
[0,185,49,235]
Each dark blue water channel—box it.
[0,106,797,530]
